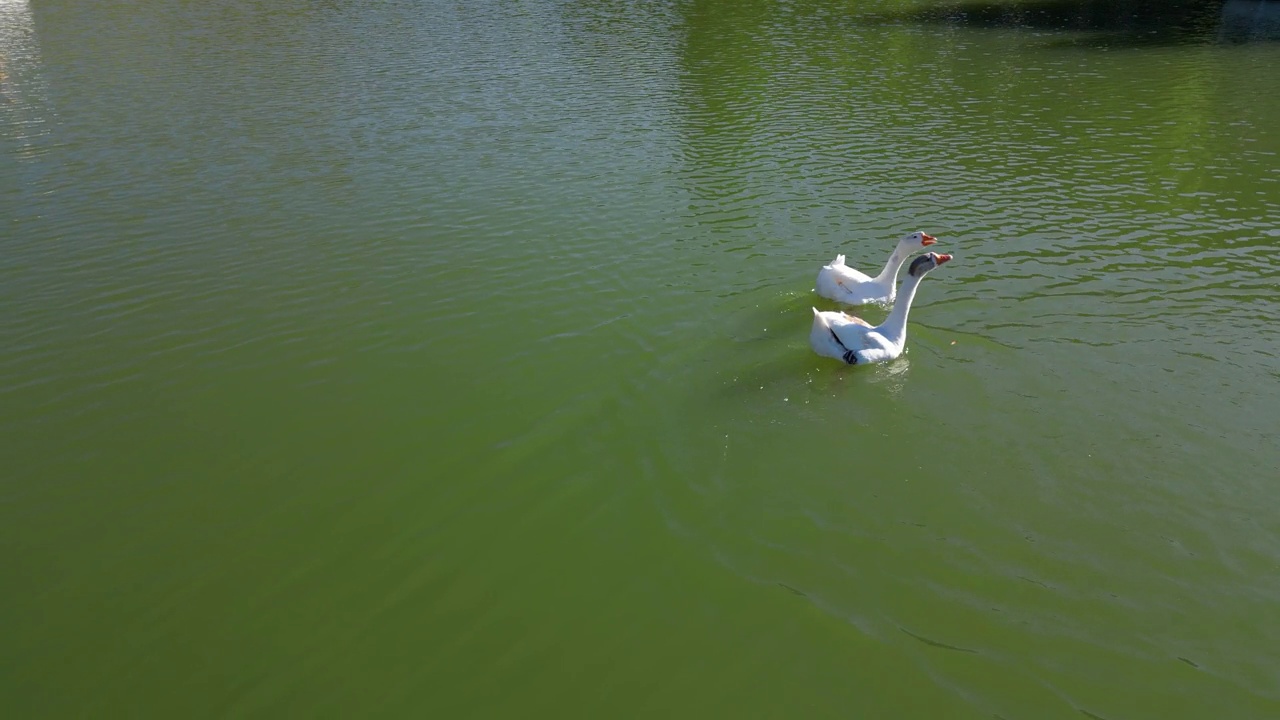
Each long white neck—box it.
[870,244,911,286]
[877,272,924,345]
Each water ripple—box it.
[5,0,1280,717]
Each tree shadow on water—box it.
[880,0,1280,47]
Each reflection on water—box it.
[1221,0,1280,40]
[882,0,1280,45]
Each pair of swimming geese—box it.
[809,231,952,365]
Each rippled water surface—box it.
[4,0,1279,717]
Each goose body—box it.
[815,231,937,305]
[810,252,952,365]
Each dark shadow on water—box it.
[878,0,1280,46]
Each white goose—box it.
[815,231,938,305]
[810,252,952,365]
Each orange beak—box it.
[921,233,937,246]
[936,253,953,264]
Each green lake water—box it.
[3,0,1279,717]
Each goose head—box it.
[897,231,937,253]
[906,251,953,278]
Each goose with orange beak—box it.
[811,252,953,365]
[815,231,938,306]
